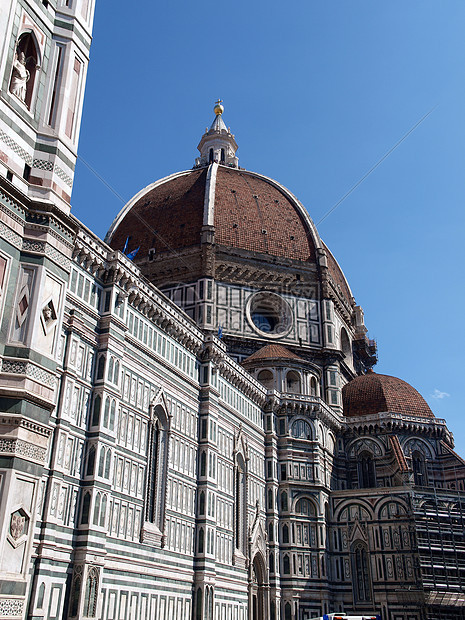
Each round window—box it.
[246,292,292,338]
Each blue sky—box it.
[72,1,465,453]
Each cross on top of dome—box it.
[195,101,239,168]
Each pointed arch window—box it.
[358,451,376,488]
[91,395,101,427]
[220,148,225,163]
[412,450,428,486]
[37,582,45,609]
[351,541,372,603]
[70,574,81,617]
[104,450,112,479]
[81,492,91,524]
[341,328,352,362]
[98,447,105,477]
[96,355,105,380]
[198,527,205,553]
[93,493,101,525]
[235,452,247,553]
[145,404,169,532]
[209,148,214,163]
[268,522,274,542]
[195,587,203,620]
[282,524,289,544]
[86,445,95,476]
[84,567,99,617]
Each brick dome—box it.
[342,371,434,419]
[105,166,318,262]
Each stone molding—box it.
[0,598,24,618]
[1,358,56,388]
[0,220,22,250]
[0,437,47,463]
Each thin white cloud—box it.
[431,389,450,400]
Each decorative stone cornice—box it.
[274,393,342,432]
[343,411,451,444]
[202,335,266,406]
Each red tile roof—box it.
[107,165,319,263]
[214,168,315,261]
[342,371,434,419]
[109,168,207,257]
[242,344,302,363]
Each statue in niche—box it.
[10,51,30,102]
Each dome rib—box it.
[105,164,325,264]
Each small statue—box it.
[10,51,30,103]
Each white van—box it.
[309,615,381,620]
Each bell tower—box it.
[0,0,95,212]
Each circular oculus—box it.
[246,292,293,338]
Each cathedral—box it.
[0,2,464,620]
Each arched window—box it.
[284,602,292,620]
[109,400,116,430]
[96,355,105,380]
[283,555,290,574]
[412,450,427,486]
[84,567,99,617]
[86,445,95,476]
[286,371,301,394]
[37,582,45,609]
[295,498,316,516]
[199,490,205,515]
[70,574,81,617]
[281,491,288,512]
[341,328,351,362]
[221,148,225,163]
[10,33,39,109]
[100,495,107,528]
[351,542,372,603]
[200,451,206,476]
[91,395,101,426]
[267,489,273,510]
[107,357,114,381]
[81,492,91,524]
[257,369,274,390]
[268,522,274,542]
[146,405,169,532]
[358,451,376,488]
[291,419,312,440]
[310,376,318,396]
[209,148,214,163]
[93,493,101,525]
[98,447,105,477]
[104,450,112,478]
[196,587,203,620]
[103,398,110,427]
[198,528,205,553]
[282,524,289,543]
[235,453,247,553]
[113,360,119,384]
